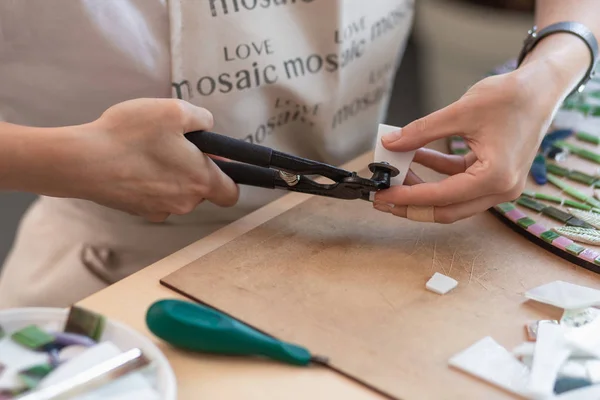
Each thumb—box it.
[381,101,464,151]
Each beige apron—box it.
[0,0,413,308]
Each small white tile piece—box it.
[373,124,416,186]
[559,361,589,380]
[525,281,600,310]
[565,316,600,359]
[585,360,600,383]
[526,321,572,398]
[449,336,531,398]
[426,272,458,295]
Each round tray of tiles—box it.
[448,63,600,273]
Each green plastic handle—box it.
[146,299,312,366]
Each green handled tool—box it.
[146,299,327,366]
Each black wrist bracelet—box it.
[517,21,599,97]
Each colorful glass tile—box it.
[576,131,600,145]
[517,197,546,213]
[64,306,106,341]
[566,243,585,256]
[553,236,574,250]
[505,208,527,222]
[542,206,573,223]
[496,202,516,214]
[587,197,600,209]
[546,163,570,177]
[569,170,597,185]
[541,231,560,243]
[11,325,54,350]
[563,200,592,211]
[517,217,536,228]
[547,173,576,193]
[579,249,600,262]
[18,363,54,390]
[527,223,547,236]
[452,148,469,155]
[451,141,468,149]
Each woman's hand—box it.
[41,99,238,222]
[372,63,563,223]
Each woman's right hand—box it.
[48,98,239,222]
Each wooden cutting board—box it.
[161,161,600,399]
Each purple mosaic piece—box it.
[553,236,574,250]
[451,141,468,150]
[580,248,600,263]
[527,223,547,236]
[505,209,527,222]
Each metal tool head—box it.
[368,162,400,177]
[367,162,400,191]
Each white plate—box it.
[0,307,176,399]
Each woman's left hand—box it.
[372,65,563,223]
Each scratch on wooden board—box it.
[379,291,396,311]
[408,227,426,256]
[448,248,457,275]
[468,253,481,285]
[431,240,438,273]
[475,277,489,291]
[520,280,527,289]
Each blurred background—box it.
[0,0,534,266]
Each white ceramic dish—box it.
[0,307,176,399]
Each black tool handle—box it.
[185,131,352,181]
[186,131,273,167]
[212,159,277,189]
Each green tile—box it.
[542,206,572,223]
[577,104,593,115]
[595,257,600,266]
[564,187,589,202]
[517,197,546,212]
[547,173,572,192]
[586,197,600,209]
[18,363,54,390]
[0,325,4,340]
[11,325,54,349]
[563,199,592,210]
[592,107,600,117]
[576,131,600,145]
[566,243,585,256]
[577,149,600,164]
[452,148,469,155]
[517,217,536,228]
[521,190,536,198]
[541,230,561,243]
[532,192,562,203]
[546,163,570,177]
[65,306,106,342]
[568,170,597,185]
[496,203,515,213]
